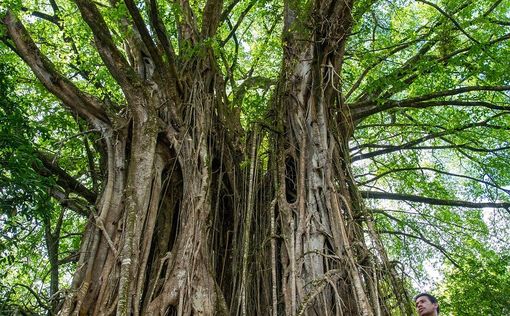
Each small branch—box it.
[359,166,510,195]
[221,0,256,46]
[377,230,460,268]
[417,0,480,44]
[361,190,510,209]
[58,251,80,265]
[13,283,50,311]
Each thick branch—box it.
[35,151,97,204]
[123,0,167,75]
[350,32,510,117]
[352,89,510,120]
[73,0,142,96]
[148,0,182,94]
[361,190,510,209]
[397,86,510,105]
[2,11,110,126]
[21,8,60,24]
[234,76,275,104]
[202,0,224,37]
[353,143,510,161]
[488,18,510,26]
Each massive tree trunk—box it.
[2,0,413,314]
[269,1,393,315]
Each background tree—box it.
[1,0,509,315]
[438,242,510,315]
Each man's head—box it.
[414,293,439,316]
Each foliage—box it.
[0,48,85,314]
[439,242,510,315]
[0,0,509,314]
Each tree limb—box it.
[397,86,510,105]
[361,190,510,209]
[35,151,97,205]
[359,166,510,195]
[234,76,276,105]
[148,0,182,94]
[58,251,81,265]
[487,18,510,26]
[352,90,510,120]
[351,115,508,161]
[202,0,224,37]
[377,230,460,268]
[350,31,510,117]
[124,0,165,71]
[73,0,142,97]
[221,0,255,46]
[48,186,90,217]
[13,283,50,311]
[345,40,415,101]
[2,11,110,127]
[353,40,438,105]
[353,142,510,161]
[482,0,504,17]
[417,0,479,44]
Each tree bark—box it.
[2,0,412,314]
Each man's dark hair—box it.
[414,293,440,314]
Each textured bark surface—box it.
[2,0,413,314]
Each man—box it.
[414,293,439,316]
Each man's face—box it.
[415,296,438,316]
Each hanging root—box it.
[296,269,342,316]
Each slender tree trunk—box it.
[44,208,64,316]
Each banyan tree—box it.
[2,0,509,314]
